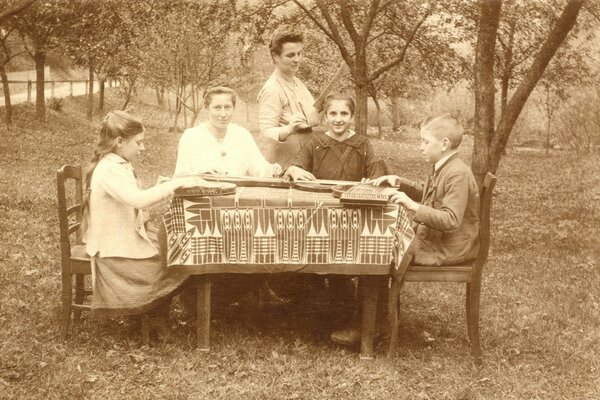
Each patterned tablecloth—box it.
[163,186,414,273]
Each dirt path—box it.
[0,81,99,106]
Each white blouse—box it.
[85,153,173,259]
[174,122,273,177]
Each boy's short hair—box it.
[269,26,303,56]
[420,114,464,149]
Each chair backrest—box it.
[56,164,84,259]
[473,172,497,276]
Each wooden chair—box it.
[57,164,92,338]
[388,172,497,365]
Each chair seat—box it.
[405,264,473,282]
[71,244,90,261]
[70,245,91,274]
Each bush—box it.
[47,97,63,112]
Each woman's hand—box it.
[368,175,401,187]
[390,191,419,212]
[284,166,316,181]
[271,163,283,177]
[280,114,309,141]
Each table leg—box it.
[360,276,379,360]
[196,275,212,352]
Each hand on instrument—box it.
[169,176,208,190]
[284,166,316,182]
[204,168,227,175]
[390,191,419,212]
[271,163,283,177]
[368,175,401,187]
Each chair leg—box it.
[61,272,72,339]
[466,283,473,340]
[466,281,482,365]
[386,276,405,357]
[74,273,85,321]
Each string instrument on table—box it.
[173,181,237,197]
[188,173,360,193]
[337,183,398,206]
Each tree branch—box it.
[0,0,37,23]
[367,6,431,82]
[361,0,381,45]
[339,0,361,46]
[491,0,586,161]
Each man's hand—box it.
[284,166,316,181]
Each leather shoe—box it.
[330,327,361,346]
[258,283,292,308]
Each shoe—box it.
[331,327,361,346]
[258,283,292,308]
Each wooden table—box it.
[161,186,414,359]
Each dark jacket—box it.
[399,154,480,266]
[291,131,387,181]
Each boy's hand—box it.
[368,175,401,187]
[391,191,420,212]
[284,166,316,181]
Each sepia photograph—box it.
[0,0,598,398]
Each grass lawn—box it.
[0,91,598,399]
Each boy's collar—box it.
[434,152,459,173]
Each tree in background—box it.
[557,78,600,152]
[139,0,237,131]
[60,0,160,118]
[472,0,587,185]
[0,24,23,124]
[13,1,68,120]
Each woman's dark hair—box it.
[269,26,303,56]
[203,86,236,109]
[82,111,144,211]
[324,94,356,116]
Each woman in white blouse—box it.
[84,111,204,336]
[175,86,282,177]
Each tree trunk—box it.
[472,0,502,187]
[489,0,585,173]
[87,61,94,120]
[354,85,368,136]
[0,64,12,125]
[391,86,401,131]
[372,94,383,138]
[500,74,509,118]
[99,79,105,110]
[34,48,46,121]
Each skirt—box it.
[91,241,189,318]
